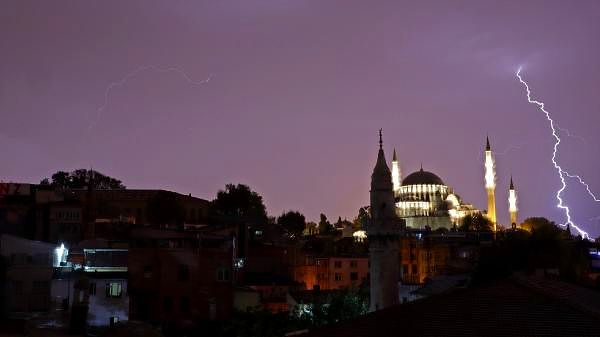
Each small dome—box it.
[402,167,445,186]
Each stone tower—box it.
[508,176,518,227]
[391,148,401,196]
[368,130,402,311]
[484,136,497,231]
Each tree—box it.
[318,213,333,234]
[307,288,369,326]
[210,184,268,224]
[521,217,562,238]
[277,211,306,238]
[41,169,125,190]
[146,191,186,226]
[459,213,492,232]
[352,206,370,230]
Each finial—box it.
[379,129,383,149]
[393,148,397,162]
[510,175,514,190]
[420,163,423,171]
[486,135,491,151]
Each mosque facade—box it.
[390,143,490,230]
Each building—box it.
[73,189,209,226]
[0,183,37,240]
[389,138,505,230]
[399,235,451,285]
[128,228,233,329]
[367,130,403,311]
[48,201,84,244]
[294,256,369,291]
[484,136,497,229]
[394,166,481,230]
[0,234,56,313]
[301,275,600,337]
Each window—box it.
[317,273,326,281]
[334,260,342,268]
[209,302,217,320]
[32,281,49,294]
[180,296,190,313]
[217,268,230,282]
[411,264,417,275]
[350,272,359,281]
[334,273,342,281]
[106,282,122,298]
[178,265,190,281]
[89,282,97,295]
[163,296,173,313]
[403,264,409,275]
[143,265,153,278]
[350,260,358,268]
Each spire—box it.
[510,176,515,190]
[420,163,423,172]
[486,135,491,151]
[392,148,397,162]
[372,129,392,186]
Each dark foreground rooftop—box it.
[301,275,600,337]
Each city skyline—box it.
[2,1,600,236]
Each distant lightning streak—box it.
[496,144,523,156]
[88,65,211,131]
[477,144,522,163]
[516,68,589,239]
[557,126,587,144]
[564,171,600,202]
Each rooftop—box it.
[302,275,600,337]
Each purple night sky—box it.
[1,1,599,236]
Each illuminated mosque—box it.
[388,136,514,230]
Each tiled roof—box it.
[302,276,600,337]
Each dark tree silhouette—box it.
[277,210,306,238]
[318,213,333,234]
[352,206,370,230]
[459,213,492,232]
[41,169,125,190]
[210,184,268,224]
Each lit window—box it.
[350,260,358,268]
[106,282,122,298]
[334,273,342,281]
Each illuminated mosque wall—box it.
[392,159,481,230]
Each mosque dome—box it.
[401,167,445,186]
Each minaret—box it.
[391,148,401,195]
[368,129,401,311]
[508,176,518,227]
[484,136,497,231]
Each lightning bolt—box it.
[88,65,211,131]
[516,67,589,239]
[563,171,600,202]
